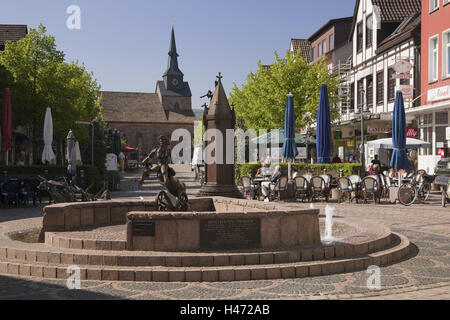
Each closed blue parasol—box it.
[390,91,409,170]
[316,84,332,164]
[282,93,298,180]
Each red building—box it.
[408,0,450,172]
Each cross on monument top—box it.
[216,72,223,81]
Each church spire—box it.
[163,26,183,77]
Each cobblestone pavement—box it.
[0,165,449,300]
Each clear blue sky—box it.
[1,0,355,110]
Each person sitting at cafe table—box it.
[256,161,271,177]
[261,165,282,202]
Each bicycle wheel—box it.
[398,183,417,206]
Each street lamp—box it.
[355,89,371,177]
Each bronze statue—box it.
[139,135,171,185]
[140,135,188,211]
[200,90,213,100]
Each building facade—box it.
[334,0,422,166]
[101,27,195,161]
[308,17,353,71]
[407,0,450,173]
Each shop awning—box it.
[122,146,137,152]
[367,138,431,149]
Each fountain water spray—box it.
[322,205,335,243]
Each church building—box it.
[101,27,195,160]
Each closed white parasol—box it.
[42,107,56,164]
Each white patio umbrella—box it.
[367,138,431,149]
[74,141,82,165]
[42,107,56,164]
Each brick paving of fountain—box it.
[0,165,449,300]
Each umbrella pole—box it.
[5,151,8,166]
[288,160,291,181]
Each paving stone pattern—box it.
[0,165,449,300]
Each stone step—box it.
[0,233,411,282]
[1,233,393,268]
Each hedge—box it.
[239,162,362,180]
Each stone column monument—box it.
[198,73,242,198]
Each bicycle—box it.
[398,173,435,206]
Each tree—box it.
[229,50,340,132]
[0,24,102,163]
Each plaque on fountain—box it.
[200,219,260,250]
[132,221,155,237]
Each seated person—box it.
[332,154,342,163]
[261,165,282,202]
[255,162,271,178]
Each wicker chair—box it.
[361,176,380,203]
[294,176,311,202]
[270,176,289,201]
[348,175,362,203]
[337,177,352,203]
[311,176,328,202]
[240,176,256,200]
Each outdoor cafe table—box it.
[252,176,271,200]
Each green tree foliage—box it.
[229,50,340,132]
[0,24,102,160]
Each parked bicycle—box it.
[398,173,435,206]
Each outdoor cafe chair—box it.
[240,176,256,200]
[1,179,22,208]
[311,176,328,202]
[348,175,363,203]
[361,176,381,204]
[20,180,39,206]
[270,176,289,201]
[337,177,352,203]
[294,176,311,202]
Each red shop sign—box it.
[406,127,418,139]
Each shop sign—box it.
[438,149,446,158]
[406,127,418,139]
[428,85,450,102]
[368,127,392,134]
[346,140,355,147]
[397,85,413,98]
[393,59,413,74]
[366,127,418,138]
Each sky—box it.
[1,0,355,110]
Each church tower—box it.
[156,27,193,113]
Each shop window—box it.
[436,112,448,125]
